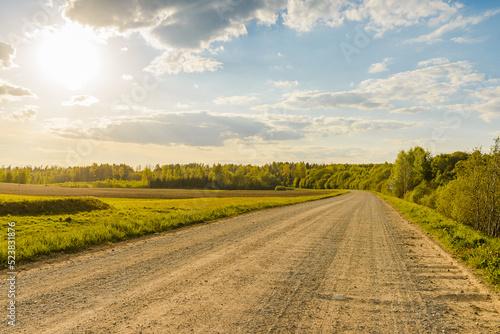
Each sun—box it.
[37,24,101,90]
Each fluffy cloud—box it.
[470,86,500,122]
[63,0,470,74]
[144,50,222,75]
[254,90,392,111]
[121,74,133,81]
[63,0,283,74]
[0,81,35,102]
[283,0,461,37]
[257,59,483,112]
[306,116,421,136]
[213,95,258,105]
[345,0,461,37]
[0,42,15,69]
[283,0,346,31]
[61,95,100,107]
[272,80,299,88]
[368,57,392,73]
[357,61,480,105]
[63,0,464,43]
[64,0,260,48]
[417,57,449,67]
[47,110,420,147]
[3,107,37,122]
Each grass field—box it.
[377,192,500,290]
[0,183,333,199]
[0,190,346,265]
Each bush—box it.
[275,185,287,191]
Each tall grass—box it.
[377,192,500,290]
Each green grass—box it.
[376,192,500,291]
[0,190,346,265]
[0,197,110,216]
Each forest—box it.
[1,137,499,237]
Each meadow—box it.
[0,190,345,265]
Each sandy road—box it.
[2,191,500,333]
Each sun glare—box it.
[37,24,101,90]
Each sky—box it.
[0,0,499,167]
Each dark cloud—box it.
[64,0,283,50]
[49,111,280,146]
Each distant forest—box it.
[1,137,499,237]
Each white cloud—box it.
[144,50,222,75]
[358,60,482,104]
[62,0,467,76]
[63,0,271,75]
[283,0,346,31]
[121,74,133,81]
[254,90,392,111]
[470,86,500,122]
[390,106,431,114]
[407,9,500,44]
[346,0,462,37]
[0,42,15,69]
[61,95,100,107]
[209,46,225,55]
[3,107,37,122]
[417,57,449,67]
[451,36,486,43]
[368,57,392,73]
[306,116,422,136]
[256,59,484,112]
[63,0,283,52]
[0,81,35,102]
[272,80,299,88]
[213,95,259,105]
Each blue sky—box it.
[0,0,499,167]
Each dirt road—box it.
[2,191,500,333]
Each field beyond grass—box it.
[377,192,500,291]
[0,190,346,265]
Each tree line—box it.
[1,138,499,237]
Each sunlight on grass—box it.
[0,191,346,265]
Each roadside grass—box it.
[377,192,500,290]
[0,190,346,265]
